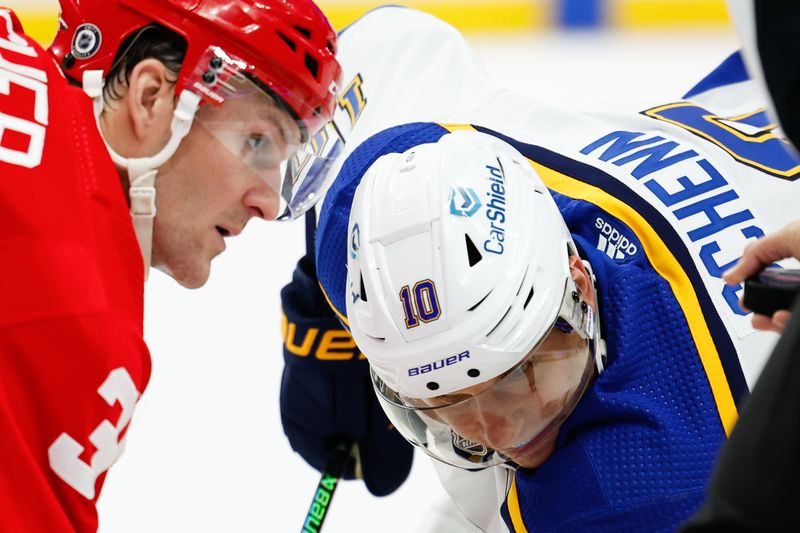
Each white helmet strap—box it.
[579,258,607,374]
[82,70,201,278]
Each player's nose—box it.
[469,404,519,449]
[243,176,281,221]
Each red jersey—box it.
[0,9,150,532]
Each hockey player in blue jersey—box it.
[279,6,800,532]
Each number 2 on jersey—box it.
[644,102,800,180]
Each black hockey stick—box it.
[300,437,354,533]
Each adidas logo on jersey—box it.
[595,217,639,260]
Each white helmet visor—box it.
[189,46,340,220]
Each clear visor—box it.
[185,46,341,220]
[373,293,598,471]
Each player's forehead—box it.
[196,85,301,143]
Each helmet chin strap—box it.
[82,70,201,279]
[580,259,607,374]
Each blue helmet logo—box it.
[449,187,481,217]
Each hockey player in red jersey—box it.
[0,1,341,531]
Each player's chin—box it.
[157,252,213,289]
[506,433,558,469]
[176,268,211,289]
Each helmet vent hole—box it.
[304,53,319,79]
[360,273,368,302]
[294,25,312,39]
[516,266,529,295]
[277,32,296,51]
[467,369,480,378]
[465,234,482,267]
[468,290,492,312]
[427,382,440,391]
[327,40,336,54]
[487,306,512,337]
[523,287,534,309]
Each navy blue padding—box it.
[684,51,750,99]
[315,123,448,320]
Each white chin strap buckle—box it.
[130,185,157,217]
[129,178,157,278]
[83,70,201,279]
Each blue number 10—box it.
[399,280,441,329]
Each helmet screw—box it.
[571,291,579,302]
[63,53,76,69]
[426,382,440,391]
[581,301,589,313]
[202,70,217,85]
[209,56,223,70]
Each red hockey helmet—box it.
[49,0,342,140]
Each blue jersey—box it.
[497,135,731,532]
[315,109,800,531]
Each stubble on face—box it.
[149,124,233,288]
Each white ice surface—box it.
[97,28,739,533]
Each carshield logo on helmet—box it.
[71,24,101,60]
[449,186,481,217]
[483,164,507,255]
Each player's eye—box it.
[430,393,468,407]
[247,134,270,152]
[244,134,284,171]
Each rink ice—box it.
[97,28,739,533]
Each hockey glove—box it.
[279,255,414,497]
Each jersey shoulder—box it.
[0,9,144,326]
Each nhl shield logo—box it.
[452,431,488,456]
[72,24,102,60]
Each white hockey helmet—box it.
[345,129,604,469]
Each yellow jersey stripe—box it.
[508,474,530,533]
[531,161,738,434]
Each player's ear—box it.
[126,58,176,146]
[569,255,596,309]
